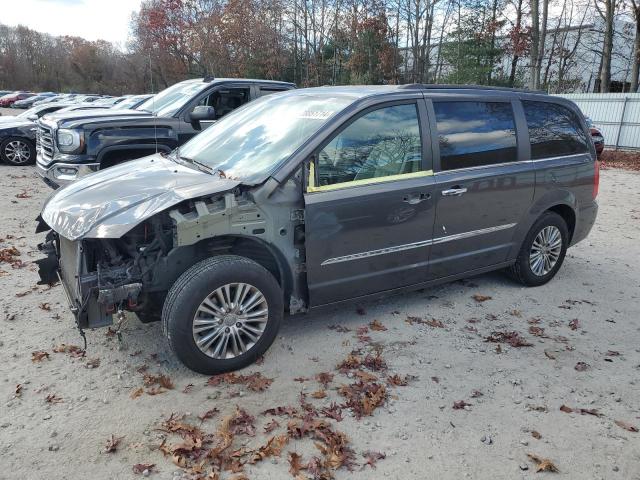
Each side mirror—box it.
[189,105,216,130]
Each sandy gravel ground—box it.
[0,164,638,480]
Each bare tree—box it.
[529,0,549,90]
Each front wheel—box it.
[508,211,569,287]
[162,255,283,374]
[1,137,35,165]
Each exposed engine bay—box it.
[35,180,307,331]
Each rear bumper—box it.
[36,155,100,189]
[571,200,598,246]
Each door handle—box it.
[441,186,467,196]
[403,192,431,204]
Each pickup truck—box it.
[36,77,295,188]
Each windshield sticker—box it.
[298,110,334,120]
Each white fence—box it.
[554,93,640,150]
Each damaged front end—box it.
[35,215,170,329]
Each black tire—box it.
[0,137,35,165]
[508,211,569,287]
[162,255,283,374]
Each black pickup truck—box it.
[36,77,295,188]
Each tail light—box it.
[593,160,600,199]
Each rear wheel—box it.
[508,211,569,286]
[1,137,35,165]
[162,255,283,374]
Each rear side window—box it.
[434,101,518,170]
[523,101,588,159]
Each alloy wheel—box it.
[4,140,31,164]
[192,282,268,359]
[529,225,562,276]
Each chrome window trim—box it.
[321,223,516,266]
[432,153,590,176]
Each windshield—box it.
[176,91,353,183]
[116,95,151,110]
[137,81,207,116]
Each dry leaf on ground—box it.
[527,453,559,472]
[614,420,638,432]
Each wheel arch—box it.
[150,234,294,305]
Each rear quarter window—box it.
[522,100,589,159]
[433,101,518,170]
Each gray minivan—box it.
[36,85,599,374]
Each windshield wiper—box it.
[178,155,213,174]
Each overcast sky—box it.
[2,0,143,46]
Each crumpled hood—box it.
[41,154,240,241]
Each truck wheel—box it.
[508,211,569,287]
[1,137,35,165]
[162,255,283,374]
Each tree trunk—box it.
[599,0,614,92]
[631,2,640,92]
[529,0,548,90]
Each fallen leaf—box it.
[15,190,31,199]
[288,451,304,476]
[472,294,492,302]
[614,420,638,432]
[316,372,333,387]
[85,358,100,368]
[45,393,63,403]
[263,419,280,433]
[529,326,545,337]
[574,362,589,372]
[369,319,387,331]
[568,319,579,330]
[387,374,410,386]
[31,350,50,362]
[531,430,541,439]
[453,400,471,410]
[485,331,533,347]
[130,388,144,399]
[362,450,386,469]
[104,434,122,453]
[527,453,558,472]
[198,408,219,422]
[311,390,326,399]
[544,350,557,360]
[132,463,156,475]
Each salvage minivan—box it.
[36,85,599,374]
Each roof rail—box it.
[398,83,546,94]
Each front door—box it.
[304,100,437,306]
[429,99,535,278]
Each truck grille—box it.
[36,124,55,166]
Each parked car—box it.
[0,102,72,165]
[0,92,34,107]
[111,94,154,110]
[33,94,77,106]
[35,85,599,374]
[585,117,604,157]
[12,92,56,109]
[36,78,295,188]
